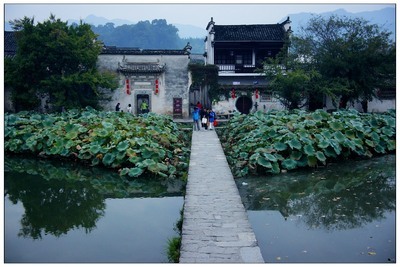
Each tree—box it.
[264,15,395,112]
[295,15,395,111]
[263,41,323,110]
[5,15,118,112]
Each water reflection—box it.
[5,156,184,262]
[237,155,395,231]
[236,155,395,262]
[6,172,105,239]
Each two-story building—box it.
[204,17,292,114]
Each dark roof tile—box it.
[213,24,285,42]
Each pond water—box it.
[4,157,184,263]
[236,154,396,263]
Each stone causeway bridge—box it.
[179,129,264,263]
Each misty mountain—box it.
[285,7,395,39]
[5,7,394,52]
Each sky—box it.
[3,1,395,29]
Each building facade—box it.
[204,17,292,114]
[98,46,192,117]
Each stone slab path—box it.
[179,129,264,263]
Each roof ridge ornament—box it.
[206,17,215,31]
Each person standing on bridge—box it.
[208,109,216,130]
[192,107,201,131]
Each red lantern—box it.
[255,89,259,99]
[126,79,131,95]
[231,88,236,99]
[155,79,159,95]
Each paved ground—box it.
[179,129,264,263]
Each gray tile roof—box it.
[118,63,166,74]
[213,24,286,42]
[102,46,187,55]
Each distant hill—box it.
[5,7,394,50]
[284,7,395,39]
[67,14,207,38]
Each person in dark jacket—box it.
[208,109,216,130]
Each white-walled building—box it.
[97,46,192,118]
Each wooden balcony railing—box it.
[217,64,257,73]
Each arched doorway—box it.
[235,96,253,114]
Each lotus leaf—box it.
[365,139,375,147]
[384,117,395,127]
[287,139,302,150]
[370,132,380,142]
[329,140,342,155]
[94,128,110,138]
[90,144,102,154]
[317,140,330,149]
[257,157,273,168]
[333,131,346,143]
[274,142,288,151]
[101,121,114,129]
[329,121,343,131]
[320,130,332,139]
[374,144,386,154]
[298,131,309,139]
[117,140,130,152]
[128,156,142,164]
[303,144,315,156]
[239,152,248,159]
[263,153,278,162]
[369,118,379,127]
[115,151,126,160]
[386,140,395,151]
[382,126,394,137]
[311,112,324,121]
[282,158,297,170]
[127,167,144,177]
[142,148,155,159]
[345,130,355,139]
[102,153,116,166]
[315,151,326,162]
[304,119,317,127]
[343,139,356,150]
[270,162,280,174]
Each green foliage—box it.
[188,63,221,102]
[294,15,394,109]
[166,237,181,263]
[218,109,396,177]
[5,15,118,112]
[5,108,191,179]
[92,19,180,49]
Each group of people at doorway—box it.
[115,101,149,114]
[192,101,217,131]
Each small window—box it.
[236,55,243,65]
